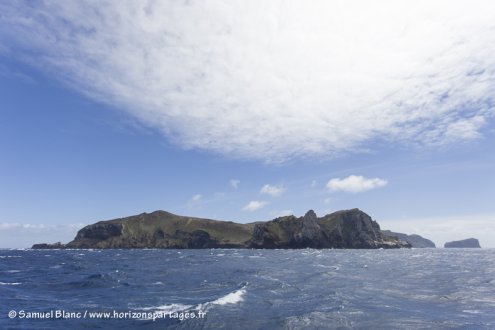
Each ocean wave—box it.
[2,249,495,329]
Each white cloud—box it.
[1,1,495,161]
[327,175,387,193]
[229,179,240,189]
[260,184,286,197]
[242,200,268,212]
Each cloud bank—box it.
[327,175,387,193]
[0,223,83,248]
[1,1,495,161]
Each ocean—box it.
[1,248,494,329]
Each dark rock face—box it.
[444,238,481,248]
[322,209,410,249]
[32,209,410,249]
[172,230,216,248]
[65,222,123,248]
[382,230,436,248]
[75,222,123,240]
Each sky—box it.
[1,0,495,248]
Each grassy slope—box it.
[101,210,254,245]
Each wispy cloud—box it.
[242,200,267,212]
[260,184,286,197]
[1,1,495,161]
[229,179,240,189]
[327,175,387,193]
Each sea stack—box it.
[444,238,481,248]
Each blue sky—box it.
[1,1,495,247]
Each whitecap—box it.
[210,287,246,305]
[197,283,248,312]
[315,264,340,271]
[0,282,21,285]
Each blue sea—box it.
[1,248,494,329]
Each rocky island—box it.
[444,238,481,248]
[32,208,411,249]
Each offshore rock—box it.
[32,209,409,249]
[31,242,65,249]
[444,238,481,248]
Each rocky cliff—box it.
[381,230,436,248]
[32,209,410,249]
[251,209,409,248]
[444,238,481,248]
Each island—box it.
[444,238,481,248]
[381,230,436,248]
[32,208,412,249]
